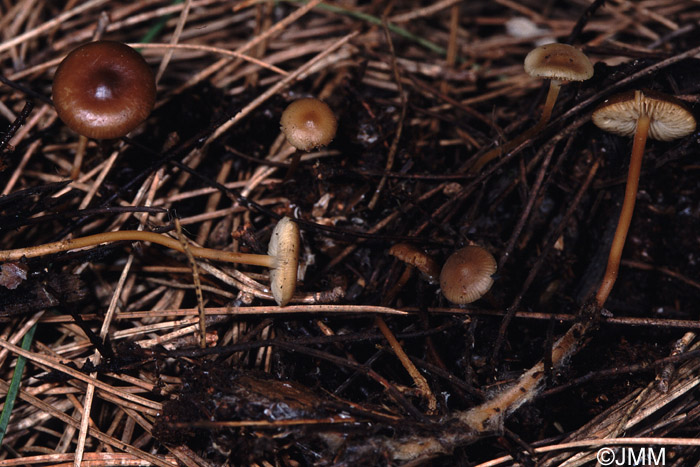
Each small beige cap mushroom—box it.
[389,243,440,284]
[524,43,593,82]
[592,89,696,141]
[280,98,337,151]
[440,246,497,305]
[267,217,300,306]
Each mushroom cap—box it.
[267,217,300,306]
[524,43,593,82]
[389,243,440,284]
[592,89,696,141]
[439,246,497,305]
[280,98,337,151]
[52,41,156,139]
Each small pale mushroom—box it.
[592,89,696,307]
[523,43,594,129]
[266,216,300,306]
[471,43,593,172]
[280,97,337,179]
[440,246,497,305]
[280,98,337,151]
[0,217,301,306]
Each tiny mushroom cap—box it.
[440,245,497,305]
[592,89,696,141]
[52,41,156,139]
[470,42,593,174]
[524,43,593,82]
[280,98,337,151]
[267,217,300,306]
[389,243,440,284]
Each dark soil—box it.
[1,1,699,466]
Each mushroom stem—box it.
[283,150,303,181]
[0,230,276,268]
[534,79,562,132]
[595,113,650,307]
[470,80,562,173]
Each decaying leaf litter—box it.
[1,0,700,465]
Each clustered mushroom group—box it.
[2,42,302,306]
[2,39,695,312]
[467,42,697,310]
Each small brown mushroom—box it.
[280,98,337,151]
[389,243,440,284]
[280,98,337,179]
[592,89,696,307]
[52,41,156,139]
[471,43,593,172]
[524,43,594,128]
[440,246,497,305]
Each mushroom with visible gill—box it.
[0,217,300,306]
[471,43,593,172]
[592,89,696,307]
[266,216,300,306]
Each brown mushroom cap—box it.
[592,89,696,141]
[524,43,593,82]
[389,243,440,284]
[440,246,497,305]
[280,98,337,151]
[52,41,156,139]
[267,217,300,306]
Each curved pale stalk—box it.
[0,230,276,268]
[534,79,562,131]
[595,113,650,307]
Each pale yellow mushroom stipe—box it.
[0,217,301,306]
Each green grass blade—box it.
[139,0,184,44]
[0,324,38,446]
[284,0,448,57]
